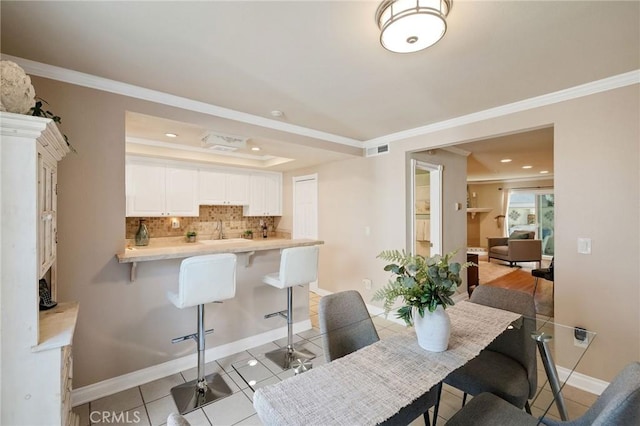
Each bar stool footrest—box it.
[265,346,316,370]
[170,373,232,415]
[171,328,214,344]
[264,310,288,320]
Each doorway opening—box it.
[409,160,442,257]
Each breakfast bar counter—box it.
[116,237,324,281]
[117,237,323,263]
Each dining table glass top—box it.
[234,302,596,425]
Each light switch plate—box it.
[577,238,591,254]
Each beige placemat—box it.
[253,301,521,426]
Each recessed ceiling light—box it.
[539,170,549,174]
[522,165,533,169]
[251,147,261,151]
[165,133,177,138]
[270,110,284,118]
[500,158,512,163]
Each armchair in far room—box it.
[487,231,542,267]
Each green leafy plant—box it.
[243,229,253,236]
[186,231,197,238]
[29,98,76,153]
[373,249,472,326]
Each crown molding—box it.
[2,54,363,149]
[364,69,640,148]
[3,54,637,152]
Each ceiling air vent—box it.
[365,144,389,157]
[201,132,248,152]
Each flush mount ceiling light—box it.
[165,133,177,138]
[500,158,512,163]
[376,0,452,53]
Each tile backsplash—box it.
[126,205,283,239]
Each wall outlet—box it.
[171,218,180,229]
[574,327,589,348]
[577,238,591,254]
[362,278,372,290]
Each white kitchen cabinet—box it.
[199,169,249,205]
[243,173,282,216]
[126,158,199,217]
[1,112,79,425]
[39,154,58,277]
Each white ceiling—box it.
[1,1,637,178]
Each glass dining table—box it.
[232,301,595,425]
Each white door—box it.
[293,174,319,291]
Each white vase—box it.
[413,305,451,352]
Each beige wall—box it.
[32,73,639,386]
[282,85,639,382]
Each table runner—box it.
[253,301,521,426]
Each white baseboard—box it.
[71,320,311,407]
[557,365,609,396]
[310,287,331,297]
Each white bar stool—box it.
[263,245,319,369]
[167,253,237,415]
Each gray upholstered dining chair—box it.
[318,290,379,362]
[445,361,640,426]
[436,285,537,413]
[319,290,441,426]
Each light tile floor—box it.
[74,291,593,426]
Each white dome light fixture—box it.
[376,0,452,53]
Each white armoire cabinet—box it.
[0,112,79,425]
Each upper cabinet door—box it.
[263,174,282,216]
[126,161,166,217]
[165,166,199,216]
[198,170,227,205]
[243,173,282,216]
[199,170,249,206]
[226,172,249,205]
[126,159,199,217]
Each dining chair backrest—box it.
[470,285,537,399]
[319,290,379,362]
[542,361,640,426]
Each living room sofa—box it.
[487,231,542,267]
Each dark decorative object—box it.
[30,98,76,153]
[39,278,57,310]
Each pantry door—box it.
[293,174,319,291]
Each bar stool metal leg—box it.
[170,304,232,415]
[265,287,315,369]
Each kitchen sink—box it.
[198,238,250,245]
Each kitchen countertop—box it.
[116,237,324,264]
